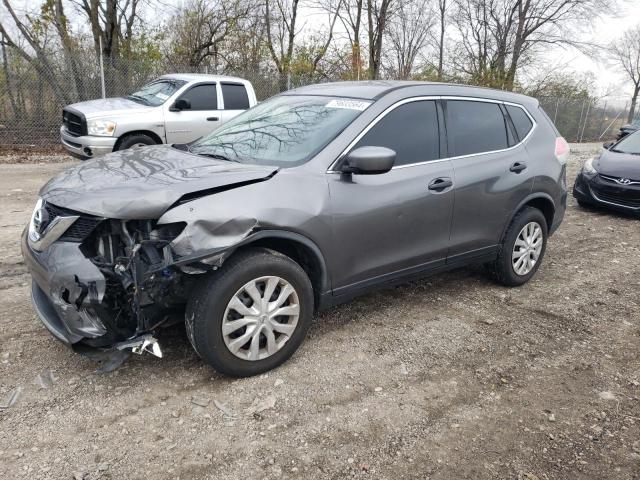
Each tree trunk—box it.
[437,0,445,80]
[628,83,640,123]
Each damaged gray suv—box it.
[22,81,568,376]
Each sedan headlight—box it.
[87,119,117,137]
[582,157,597,175]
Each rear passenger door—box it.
[445,99,534,261]
[328,100,455,292]
[220,82,251,123]
[164,83,222,143]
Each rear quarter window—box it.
[506,105,534,141]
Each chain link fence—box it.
[1,53,637,148]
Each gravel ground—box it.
[0,144,638,480]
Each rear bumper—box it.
[60,126,117,159]
[21,229,109,345]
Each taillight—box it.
[555,137,569,164]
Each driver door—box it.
[328,100,454,294]
[164,83,222,144]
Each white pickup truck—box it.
[60,74,257,159]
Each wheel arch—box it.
[114,130,163,150]
[230,230,330,311]
[502,193,555,240]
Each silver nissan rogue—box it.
[22,81,568,376]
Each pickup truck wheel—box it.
[185,248,314,377]
[116,133,156,151]
[489,207,548,287]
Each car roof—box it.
[285,80,536,106]
[158,73,250,84]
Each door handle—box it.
[206,117,219,121]
[510,162,527,173]
[428,177,453,191]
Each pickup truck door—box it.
[219,82,252,123]
[164,82,222,144]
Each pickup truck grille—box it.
[62,109,87,137]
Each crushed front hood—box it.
[41,145,278,219]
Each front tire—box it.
[185,248,314,377]
[489,207,548,287]
[116,133,156,151]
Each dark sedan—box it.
[574,130,640,215]
[617,119,639,141]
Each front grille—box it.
[599,174,640,185]
[62,109,86,136]
[44,202,103,241]
[591,186,640,209]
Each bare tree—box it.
[366,0,393,79]
[453,0,612,90]
[265,0,301,90]
[167,0,253,69]
[307,0,343,75]
[335,0,364,78]
[387,0,435,79]
[436,0,447,80]
[73,0,143,63]
[611,26,640,123]
[0,0,72,103]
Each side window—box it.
[352,100,439,166]
[446,100,508,156]
[222,83,250,110]
[178,84,217,110]
[505,105,534,141]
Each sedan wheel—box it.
[222,276,300,361]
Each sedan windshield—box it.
[127,79,187,107]
[612,130,640,155]
[189,95,372,166]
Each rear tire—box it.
[489,207,548,287]
[116,133,156,151]
[185,248,314,377]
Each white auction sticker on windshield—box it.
[155,93,169,100]
[325,99,371,111]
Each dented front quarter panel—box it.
[158,169,333,263]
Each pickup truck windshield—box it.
[189,95,372,166]
[127,79,187,107]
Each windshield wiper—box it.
[126,94,150,105]
[194,151,240,163]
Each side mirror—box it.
[603,140,615,150]
[340,146,396,175]
[171,98,191,111]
